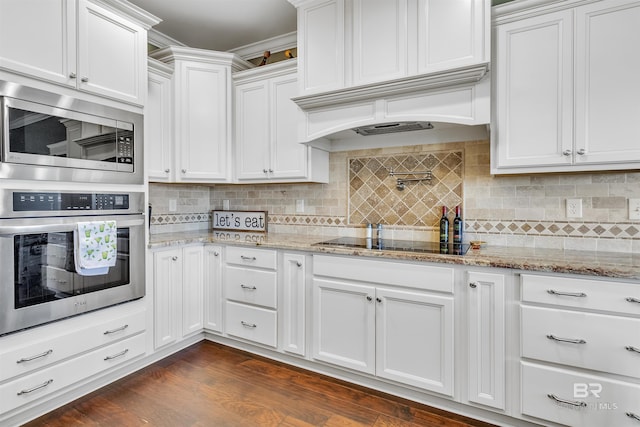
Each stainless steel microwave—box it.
[0,82,143,184]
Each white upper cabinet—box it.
[146,59,173,182]
[150,47,252,183]
[291,0,489,95]
[0,0,157,106]
[417,0,488,74]
[234,61,329,183]
[492,0,640,174]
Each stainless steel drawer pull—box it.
[241,321,257,328]
[240,255,256,261]
[626,297,640,304]
[547,289,587,298]
[17,379,54,396]
[625,346,640,354]
[16,349,53,364]
[240,284,257,290]
[546,334,586,344]
[547,393,587,408]
[103,324,129,335]
[104,349,129,361]
[627,412,640,422]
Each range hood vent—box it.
[292,63,491,149]
[354,122,433,136]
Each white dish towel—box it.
[74,220,117,276]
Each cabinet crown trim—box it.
[292,63,489,110]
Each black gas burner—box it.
[315,237,469,255]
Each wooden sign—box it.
[212,210,267,232]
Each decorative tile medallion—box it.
[348,150,463,226]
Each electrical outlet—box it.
[223,199,230,210]
[296,199,305,213]
[629,199,640,220]
[169,199,177,212]
[566,198,582,218]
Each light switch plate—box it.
[566,199,582,218]
[630,199,640,220]
[169,199,177,212]
[223,199,230,210]
[296,199,305,213]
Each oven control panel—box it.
[13,192,130,212]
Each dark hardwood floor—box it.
[25,341,498,427]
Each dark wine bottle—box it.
[453,205,463,244]
[439,206,449,244]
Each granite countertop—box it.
[148,231,640,280]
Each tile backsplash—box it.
[149,140,640,252]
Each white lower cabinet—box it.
[223,247,278,348]
[466,271,506,410]
[203,245,223,333]
[520,273,640,426]
[0,303,146,417]
[281,253,306,356]
[312,255,455,396]
[153,245,204,350]
[521,362,640,427]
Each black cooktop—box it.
[315,237,469,255]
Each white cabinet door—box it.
[418,0,488,74]
[351,0,407,86]
[182,246,204,336]
[77,0,145,104]
[467,271,506,410]
[297,0,345,94]
[493,9,574,170]
[235,80,270,180]
[203,245,223,333]
[270,74,308,179]
[147,60,173,182]
[175,60,231,182]
[282,253,306,356]
[312,278,375,374]
[0,0,76,86]
[376,287,454,396]
[574,0,640,165]
[153,248,182,350]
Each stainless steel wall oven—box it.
[0,81,143,184]
[0,189,145,336]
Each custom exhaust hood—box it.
[292,63,491,151]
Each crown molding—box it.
[228,32,297,60]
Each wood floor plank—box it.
[24,341,497,427]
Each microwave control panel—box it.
[13,192,130,212]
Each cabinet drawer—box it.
[522,306,640,379]
[226,246,277,270]
[521,274,640,315]
[521,361,640,427]
[225,301,277,347]
[0,333,145,414]
[313,255,454,293]
[225,266,277,309]
[0,306,146,382]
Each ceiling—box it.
[128,0,297,52]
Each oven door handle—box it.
[0,216,144,235]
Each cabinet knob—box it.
[164,168,170,173]
[69,72,77,79]
[172,256,178,261]
[562,149,572,156]
[268,168,273,173]
[296,261,302,267]
[214,251,219,256]
[576,148,586,155]
[366,296,372,301]
[80,76,89,83]
[469,282,478,288]
[263,169,268,174]
[376,297,382,303]
[181,169,187,173]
